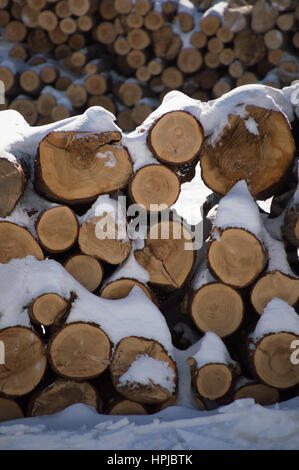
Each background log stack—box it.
[0,76,298,419]
[0,0,298,130]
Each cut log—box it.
[77,15,93,31]
[114,36,131,56]
[207,37,223,54]
[236,72,258,87]
[108,399,147,415]
[49,322,111,380]
[144,11,164,31]
[190,31,207,49]
[51,105,71,121]
[234,30,266,66]
[0,154,28,218]
[35,131,132,205]
[0,326,47,397]
[161,67,183,89]
[129,164,180,212]
[60,17,77,35]
[114,0,132,14]
[188,358,233,400]
[99,0,117,20]
[9,44,28,61]
[0,398,24,423]
[55,1,71,18]
[204,51,220,69]
[134,0,151,16]
[28,379,99,417]
[69,0,91,16]
[276,12,294,31]
[177,48,203,74]
[251,0,279,33]
[66,84,87,108]
[38,10,58,31]
[37,94,57,116]
[228,59,244,78]
[233,379,280,406]
[78,214,131,265]
[85,74,107,95]
[118,82,143,106]
[212,77,232,97]
[64,254,103,292]
[126,12,143,29]
[36,206,79,253]
[200,13,221,36]
[148,111,204,166]
[216,27,233,43]
[110,336,177,405]
[5,20,27,42]
[208,228,268,288]
[0,222,44,264]
[177,12,193,33]
[87,95,116,115]
[282,200,299,247]
[117,110,136,132]
[100,278,153,301]
[190,282,244,337]
[200,105,295,199]
[9,98,38,126]
[20,70,41,95]
[126,50,146,69]
[29,293,70,326]
[127,28,150,50]
[136,66,151,83]
[134,220,194,289]
[264,29,284,50]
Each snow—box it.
[244,117,259,135]
[262,227,296,276]
[192,262,215,291]
[118,354,176,394]
[215,180,263,238]
[103,249,150,285]
[96,149,117,167]
[201,1,227,21]
[250,298,299,344]
[189,332,236,370]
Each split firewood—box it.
[247,298,299,389]
[187,332,241,401]
[49,321,111,380]
[207,181,268,288]
[110,336,177,405]
[250,228,299,314]
[35,129,132,205]
[134,220,195,289]
[0,326,47,396]
[233,377,279,406]
[190,261,244,337]
[27,379,100,417]
[0,398,24,423]
[148,110,204,166]
[200,102,295,199]
[64,254,104,292]
[78,196,132,265]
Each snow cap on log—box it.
[188,331,236,371]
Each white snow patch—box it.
[244,117,259,135]
[96,150,116,167]
[118,354,176,393]
[190,332,236,370]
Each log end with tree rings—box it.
[64,254,104,292]
[233,382,280,406]
[49,322,111,380]
[190,282,244,337]
[29,293,70,326]
[253,332,299,389]
[27,379,100,417]
[207,228,268,288]
[250,270,299,315]
[200,105,295,199]
[107,399,148,415]
[134,221,195,289]
[148,111,204,166]
[129,164,180,212]
[0,326,47,397]
[0,156,28,218]
[35,131,132,205]
[36,206,79,253]
[78,216,132,265]
[0,398,24,423]
[187,357,233,401]
[0,221,44,264]
[100,278,153,301]
[110,336,177,405]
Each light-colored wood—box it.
[36,206,79,253]
[49,322,111,380]
[208,228,268,288]
[0,66,15,93]
[204,51,220,69]
[251,0,279,33]
[200,13,221,36]
[55,1,71,18]
[95,21,116,44]
[9,98,38,126]
[251,271,299,315]
[144,11,164,30]
[40,66,58,84]
[177,48,203,74]
[27,0,47,9]
[264,29,284,50]
[51,105,71,121]
[85,74,107,95]
[110,336,177,404]
[0,221,44,264]
[216,26,233,43]
[135,221,194,289]
[236,72,258,86]
[177,12,193,33]
[219,48,235,65]
[0,326,47,396]
[136,66,151,82]
[161,66,183,89]
[37,94,56,116]
[69,0,91,16]
[60,17,77,34]
[38,10,58,31]
[29,293,69,326]
[36,131,132,205]
[148,110,203,165]
[28,379,99,417]
[200,105,295,199]
[134,0,151,16]
[100,278,152,301]
[115,0,132,14]
[118,82,143,106]
[108,399,147,415]
[99,0,117,20]
[228,59,244,78]
[253,332,299,388]
[77,15,93,31]
[49,27,68,45]
[114,36,131,55]
[20,70,41,94]
[21,6,39,28]
[148,58,163,76]
[0,398,24,423]
[127,28,150,50]
[126,12,143,29]
[276,13,294,31]
[78,214,131,265]
[66,84,87,108]
[64,254,103,292]
[191,282,244,337]
[129,164,180,211]
[207,37,223,54]
[188,358,233,400]
[0,156,27,218]
[88,95,116,115]
[190,31,207,49]
[127,50,146,69]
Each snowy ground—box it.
[0,397,298,450]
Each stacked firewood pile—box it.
[0,83,298,423]
[0,0,298,130]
